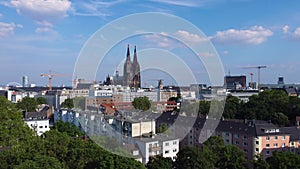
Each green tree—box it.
[203,136,225,165]
[252,154,270,169]
[73,97,85,110]
[224,95,240,119]
[156,123,169,133]
[271,112,289,127]
[53,120,84,137]
[146,155,173,169]
[132,96,151,111]
[217,145,247,169]
[199,101,210,115]
[0,96,33,147]
[61,98,74,109]
[174,146,214,169]
[36,97,47,105]
[266,151,300,169]
[16,96,37,112]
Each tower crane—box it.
[40,70,70,91]
[243,66,267,89]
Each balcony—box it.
[149,146,161,152]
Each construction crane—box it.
[40,70,70,91]
[243,66,267,89]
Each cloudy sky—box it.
[0,0,300,86]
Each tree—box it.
[16,96,37,112]
[252,154,270,169]
[61,98,74,109]
[266,151,300,169]
[53,120,84,137]
[156,123,168,134]
[199,101,210,115]
[216,145,247,169]
[132,96,151,111]
[73,97,85,110]
[174,146,214,169]
[36,97,47,105]
[223,95,240,119]
[146,155,173,169]
[271,112,289,127]
[203,136,225,165]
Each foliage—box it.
[132,96,151,111]
[36,97,47,105]
[0,97,145,169]
[16,96,37,112]
[61,98,74,109]
[174,146,214,169]
[53,120,84,137]
[73,97,85,110]
[223,95,240,119]
[199,101,210,115]
[252,154,270,169]
[217,145,247,169]
[146,155,173,169]
[271,112,289,127]
[156,123,169,134]
[266,151,300,169]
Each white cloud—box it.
[35,27,51,33]
[282,25,290,33]
[283,27,300,40]
[293,27,300,37]
[149,0,214,7]
[223,50,229,55]
[211,26,273,45]
[4,0,71,26]
[174,30,208,44]
[144,33,175,48]
[71,0,126,17]
[0,13,2,18]
[198,52,215,57]
[0,22,22,37]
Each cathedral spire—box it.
[133,46,138,63]
[126,44,130,60]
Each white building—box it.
[23,111,50,136]
[134,134,179,164]
[24,119,50,136]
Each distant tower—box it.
[22,75,29,87]
[123,45,133,87]
[132,46,141,89]
[278,76,284,85]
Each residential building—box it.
[23,111,50,136]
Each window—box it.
[274,143,278,147]
[165,142,169,146]
[45,125,47,128]
[243,142,248,146]
[244,149,248,152]
[282,143,286,147]
[282,136,286,140]
[173,141,177,145]
[165,150,169,154]
[243,135,247,139]
[225,132,229,136]
[266,136,270,141]
[190,136,193,139]
[234,134,239,139]
[266,151,270,155]
[235,141,239,145]
[255,148,259,152]
[173,149,177,152]
[274,136,278,140]
[256,141,259,145]
[266,144,270,148]
[39,126,43,128]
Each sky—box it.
[0,0,300,87]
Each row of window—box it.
[165,141,177,146]
[165,149,177,154]
[266,135,286,141]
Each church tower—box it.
[123,45,133,87]
[132,46,141,89]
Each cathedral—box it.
[104,45,141,89]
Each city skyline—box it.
[0,0,300,86]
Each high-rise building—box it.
[22,75,29,87]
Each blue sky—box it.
[0,0,300,87]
